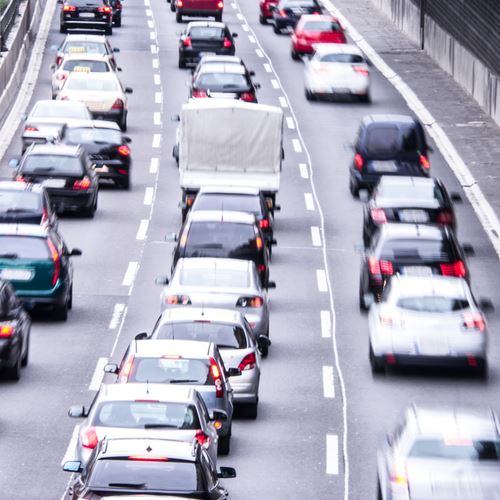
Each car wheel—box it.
[59,24,66,34]
[273,24,281,34]
[215,13,222,22]
[175,11,182,22]
[241,402,258,419]
[360,92,371,104]
[305,88,315,101]
[369,344,384,374]
[259,14,266,24]
[260,330,270,358]
[178,57,186,69]
[217,432,231,455]
[377,479,383,500]
[105,25,113,35]
[359,279,369,311]
[117,176,130,190]
[170,1,175,11]
[5,352,22,381]
[21,332,30,367]
[476,359,488,379]
[349,175,359,197]
[120,112,127,132]
[54,301,68,321]
[68,285,73,310]
[114,15,121,27]
[291,49,300,61]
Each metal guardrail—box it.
[0,0,21,52]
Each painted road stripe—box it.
[304,192,314,210]
[256,49,264,58]
[136,219,149,240]
[150,44,157,54]
[271,79,279,89]
[61,425,79,465]
[322,365,335,398]
[88,357,108,391]
[263,63,272,73]
[122,262,139,287]
[144,187,154,205]
[326,434,339,475]
[321,310,331,338]
[152,58,159,69]
[311,226,321,246]
[231,1,236,7]
[109,303,126,329]
[316,269,328,292]
[236,12,243,19]
[286,116,295,129]
[299,163,309,178]
[152,134,161,148]
[155,91,162,103]
[154,112,161,126]
[150,157,159,174]
[292,138,302,152]
[279,96,288,108]
[154,74,161,85]
[149,31,155,40]
[248,35,256,43]
[145,7,152,16]
[242,24,249,31]
[147,19,154,28]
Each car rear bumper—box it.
[0,338,20,367]
[177,8,222,16]
[377,353,487,369]
[350,167,429,190]
[61,16,111,29]
[17,281,67,308]
[91,109,123,123]
[48,189,96,212]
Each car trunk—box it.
[191,37,225,51]
[303,30,344,44]
[0,257,54,293]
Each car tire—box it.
[114,15,121,27]
[59,24,66,34]
[273,24,281,34]
[241,402,258,419]
[369,344,384,374]
[120,112,127,132]
[291,49,300,61]
[215,13,222,22]
[5,352,22,381]
[84,195,97,218]
[170,1,175,11]
[21,332,29,367]
[259,14,266,24]
[305,88,315,101]
[176,11,182,22]
[476,359,488,379]
[360,92,371,104]
[349,175,359,197]
[377,479,383,500]
[218,432,231,455]
[178,57,186,69]
[105,25,113,35]
[54,301,68,321]
[117,177,130,190]
[67,285,73,310]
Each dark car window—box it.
[179,267,249,288]
[64,127,122,145]
[64,42,108,55]
[409,438,500,461]
[320,53,363,63]
[0,236,50,259]
[195,194,262,216]
[396,296,469,312]
[189,26,225,38]
[303,20,341,31]
[365,124,420,157]
[377,182,444,203]
[0,191,42,213]
[62,60,109,72]
[380,238,453,262]
[197,72,248,91]
[129,358,211,384]
[22,155,84,176]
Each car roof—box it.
[379,223,445,240]
[362,114,417,126]
[27,143,81,156]
[198,186,260,196]
[177,257,252,272]
[389,275,469,298]
[377,176,436,190]
[187,20,226,29]
[187,210,256,224]
[63,34,107,43]
[198,63,245,75]
[97,383,197,402]
[134,339,213,358]
[314,43,362,56]
[0,223,49,237]
[0,181,45,193]
[159,307,244,325]
[65,119,121,131]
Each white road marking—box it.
[248,35,256,44]
[108,303,126,329]
[304,192,314,211]
[152,134,161,148]
[144,0,150,5]
[145,7,152,16]
[144,186,154,205]
[61,425,79,466]
[236,12,243,19]
[231,1,237,7]
[147,19,154,28]
[152,58,159,69]
[88,357,109,391]
[155,91,162,104]
[271,79,279,89]
[263,63,272,73]
[299,163,309,178]
[150,157,159,173]
[122,261,139,287]
[154,112,161,126]
[311,226,321,246]
[150,44,157,54]
[149,31,155,40]
[326,434,339,475]
[242,24,249,31]
[316,269,328,292]
[321,310,331,338]
[279,96,288,108]
[292,138,302,152]
[256,49,264,58]
[136,219,149,240]
[286,116,295,129]
[110,304,129,356]
[154,74,161,85]
[322,365,335,398]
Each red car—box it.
[259,0,278,24]
[291,15,346,59]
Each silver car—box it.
[151,308,269,418]
[157,257,274,352]
[67,383,222,465]
[368,275,491,376]
[377,403,500,500]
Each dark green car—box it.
[0,224,82,320]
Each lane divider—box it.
[311,226,322,246]
[321,310,331,338]
[88,357,109,391]
[304,192,315,210]
[322,365,335,398]
[316,269,328,292]
[108,303,126,329]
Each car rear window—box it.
[0,236,49,259]
[380,238,453,262]
[67,0,109,5]
[64,127,122,145]
[197,72,248,91]
[0,191,42,213]
[319,53,364,63]
[189,26,224,38]
[409,438,500,461]
[66,76,118,91]
[156,322,248,349]
[93,401,200,429]
[62,60,109,72]
[22,155,85,176]
[64,42,107,55]
[31,101,88,119]
[179,267,249,288]
[377,182,444,203]
[396,296,470,312]
[303,20,341,31]
[195,194,262,216]
[129,358,210,385]
[365,125,419,156]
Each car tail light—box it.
[47,239,60,287]
[15,175,26,183]
[419,155,430,170]
[240,92,256,102]
[390,464,408,487]
[63,4,77,11]
[24,125,39,132]
[118,169,128,175]
[191,89,208,98]
[223,38,232,48]
[259,219,270,229]
[463,312,485,332]
[176,0,183,6]
[81,426,99,449]
[73,176,91,190]
[56,56,63,66]
[209,357,224,398]
[195,429,210,447]
[436,209,454,225]
[56,73,67,81]
[257,264,266,274]
[238,352,257,371]
[354,153,364,171]
[165,294,191,305]
[98,5,112,12]
[440,260,465,278]
[279,9,286,16]
[0,325,14,338]
[111,98,124,110]
[352,65,369,76]
[370,208,387,224]
[119,355,135,383]
[185,194,196,206]
[41,207,49,225]
[236,296,263,308]
[255,236,263,249]
[182,36,192,47]
[368,257,393,276]
[217,0,223,7]
[312,10,321,14]
[117,145,130,156]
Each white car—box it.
[304,43,371,102]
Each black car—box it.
[171,210,271,287]
[270,0,322,34]
[193,55,253,79]
[362,176,461,246]
[191,63,260,102]
[60,0,113,35]
[109,0,122,26]
[179,21,237,68]
[0,280,30,381]
[61,120,132,189]
[349,114,432,196]
[359,224,473,309]
[63,437,236,500]
[0,181,58,229]
[12,143,99,217]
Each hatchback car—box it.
[349,114,432,196]
[270,0,322,34]
[363,176,460,246]
[61,120,132,189]
[377,404,500,499]
[151,308,269,415]
[0,280,31,380]
[359,224,473,309]
[105,338,236,454]
[60,0,113,35]
[12,143,99,217]
[0,224,81,320]
[178,21,237,68]
[368,275,491,376]
[174,0,224,23]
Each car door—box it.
[201,449,228,499]
[5,283,29,355]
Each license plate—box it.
[79,12,95,17]
[372,161,398,173]
[199,52,216,57]
[418,342,449,356]
[0,269,33,281]
[403,266,432,277]
[332,87,350,94]
[42,178,66,188]
[400,209,429,223]
[94,165,109,173]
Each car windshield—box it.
[22,155,84,176]
[31,102,88,119]
[0,236,49,259]
[62,60,109,72]
[195,194,261,216]
[66,77,118,91]
[377,182,443,203]
[303,20,341,31]
[380,238,452,262]
[155,322,248,349]
[0,191,42,213]
[64,42,107,55]
[189,26,224,38]
[409,438,500,461]
[197,72,248,91]
[128,358,211,384]
[365,124,420,157]
[89,460,201,492]
[64,127,122,145]
[319,53,364,63]
[179,267,250,288]
[92,401,200,429]
[396,296,469,312]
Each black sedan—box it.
[270,0,322,34]
[179,21,237,68]
[0,280,30,381]
[60,0,113,35]
[362,176,461,245]
[61,120,132,189]
[359,223,474,309]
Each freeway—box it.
[0,0,499,498]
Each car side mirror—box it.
[104,363,119,374]
[123,136,132,143]
[254,83,261,89]
[266,280,276,289]
[359,189,370,202]
[171,114,180,122]
[227,367,241,377]
[427,145,434,153]
[212,410,228,422]
[155,275,169,286]
[124,87,133,94]
[269,4,276,11]
[258,335,271,351]
[50,64,56,71]
[462,243,475,256]
[479,298,494,314]
[135,331,148,340]
[68,405,87,418]
[217,466,237,479]
[249,70,255,76]
[232,32,238,37]
[271,238,277,246]
[8,159,19,169]
[117,67,123,72]
[69,248,82,256]
[165,232,178,242]
[113,47,120,52]
[450,192,462,202]
[63,461,82,473]
[274,204,281,211]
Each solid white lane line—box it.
[304,192,314,210]
[152,58,159,69]
[279,96,288,108]
[88,357,108,391]
[136,219,149,240]
[263,63,272,73]
[144,187,154,205]
[321,310,331,338]
[149,31,155,40]
[248,35,256,44]
[236,12,243,19]
[326,434,339,475]
[271,79,279,89]
[292,138,302,152]
[242,24,249,31]
[316,269,328,292]
[61,425,79,466]
[122,262,139,287]
[322,365,335,398]
[299,163,309,178]
[152,134,161,148]
[311,226,321,246]
[286,116,295,129]
[256,49,264,58]
[154,112,161,126]
[109,303,126,329]
[147,19,154,28]
[150,44,157,54]
[150,158,159,173]
[155,91,162,103]
[145,7,152,15]
[154,74,161,85]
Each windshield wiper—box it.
[143,423,178,429]
[169,379,201,384]
[108,482,146,489]
[0,253,18,259]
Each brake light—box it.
[210,357,224,398]
[111,98,124,110]
[117,145,130,156]
[419,155,430,170]
[240,92,256,102]
[370,208,387,224]
[56,73,67,81]
[56,56,63,66]
[368,257,393,276]
[119,355,135,383]
[238,352,257,371]
[354,153,364,171]
[463,312,485,332]
[217,0,223,7]
[257,264,266,274]
[81,426,99,449]
[236,296,263,308]
[279,9,286,16]
[223,38,232,48]
[15,175,26,183]
[352,65,369,76]
[256,236,263,249]
[0,325,13,338]
[63,4,77,11]
[47,239,60,287]
[73,176,91,190]
[440,260,465,278]
[97,5,112,12]
[390,471,408,486]
[60,96,69,101]
[259,219,269,229]
[436,210,454,225]
[176,0,183,6]
[182,36,191,47]
[165,294,191,305]
[185,194,195,206]
[24,125,38,132]
[191,89,208,98]
[128,456,168,461]
[195,429,210,447]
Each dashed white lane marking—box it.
[304,192,314,210]
[236,12,243,19]
[311,226,321,246]
[150,44,157,54]
[147,19,154,28]
[152,134,161,148]
[270,79,279,89]
[109,303,126,329]
[286,116,295,129]
[263,63,272,73]
[144,187,154,205]
[292,138,302,153]
[122,261,139,287]
[136,219,149,240]
[154,74,161,85]
[150,157,159,173]
[149,31,155,40]
[61,425,79,466]
[256,49,264,58]
[248,35,256,44]
[154,112,161,126]
[316,269,328,292]
[242,24,249,31]
[88,357,109,391]
[279,96,288,108]
[155,91,162,103]
[152,58,159,69]
[144,0,150,5]
[321,310,332,338]
[326,434,339,475]
[231,1,236,7]
[145,7,152,15]
[322,365,335,398]
[299,163,309,178]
